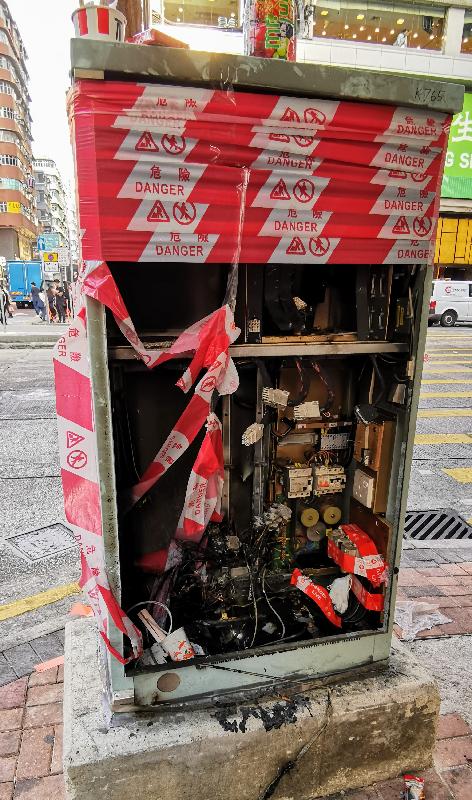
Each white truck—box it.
[429,279,472,326]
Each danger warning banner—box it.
[69,79,450,265]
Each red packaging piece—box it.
[350,576,385,612]
[246,0,296,61]
[403,774,425,800]
[290,569,342,627]
[342,524,388,587]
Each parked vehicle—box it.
[428,280,472,327]
[7,260,43,308]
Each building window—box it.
[153,0,239,27]
[0,80,14,96]
[0,105,15,119]
[463,15,472,54]
[0,176,24,191]
[312,1,445,51]
[0,153,18,165]
[0,202,6,213]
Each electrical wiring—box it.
[262,567,286,641]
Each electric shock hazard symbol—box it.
[270,179,291,200]
[286,237,306,255]
[66,431,85,449]
[147,200,170,223]
[392,216,410,235]
[281,107,300,123]
[135,131,159,152]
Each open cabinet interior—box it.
[104,259,423,674]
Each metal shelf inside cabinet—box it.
[108,341,409,360]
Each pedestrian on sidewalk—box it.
[0,283,9,325]
[31,281,46,321]
[46,284,57,322]
[56,289,67,323]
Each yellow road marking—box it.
[468,518,472,525]
[421,380,472,384]
[420,391,472,397]
[0,582,80,622]
[418,409,472,417]
[443,468,472,483]
[426,352,472,355]
[415,433,472,444]
[423,361,472,365]
[423,368,472,373]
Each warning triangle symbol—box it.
[270,179,291,201]
[286,236,306,256]
[135,131,159,152]
[147,200,170,223]
[281,107,300,123]
[392,215,410,235]
[67,430,85,449]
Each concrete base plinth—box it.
[64,619,440,800]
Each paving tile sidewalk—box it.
[0,667,65,800]
[395,561,472,639]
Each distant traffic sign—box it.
[57,247,70,266]
[43,251,58,263]
[37,234,60,252]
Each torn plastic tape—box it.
[290,568,342,627]
[350,575,385,612]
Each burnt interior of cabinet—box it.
[103,261,419,670]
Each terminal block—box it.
[294,401,321,420]
[262,387,289,409]
[242,422,264,446]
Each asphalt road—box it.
[0,317,471,669]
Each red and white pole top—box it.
[72,1,127,42]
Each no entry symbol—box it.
[294,178,315,203]
[309,237,330,257]
[413,216,432,237]
[66,450,88,470]
[173,201,196,225]
[304,108,326,125]
[201,376,217,392]
[294,136,314,148]
[161,134,186,155]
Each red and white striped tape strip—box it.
[54,260,240,662]
[69,79,449,266]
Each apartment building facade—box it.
[33,158,70,249]
[0,0,38,261]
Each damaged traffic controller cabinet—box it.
[68,39,463,709]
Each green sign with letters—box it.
[442,92,472,200]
